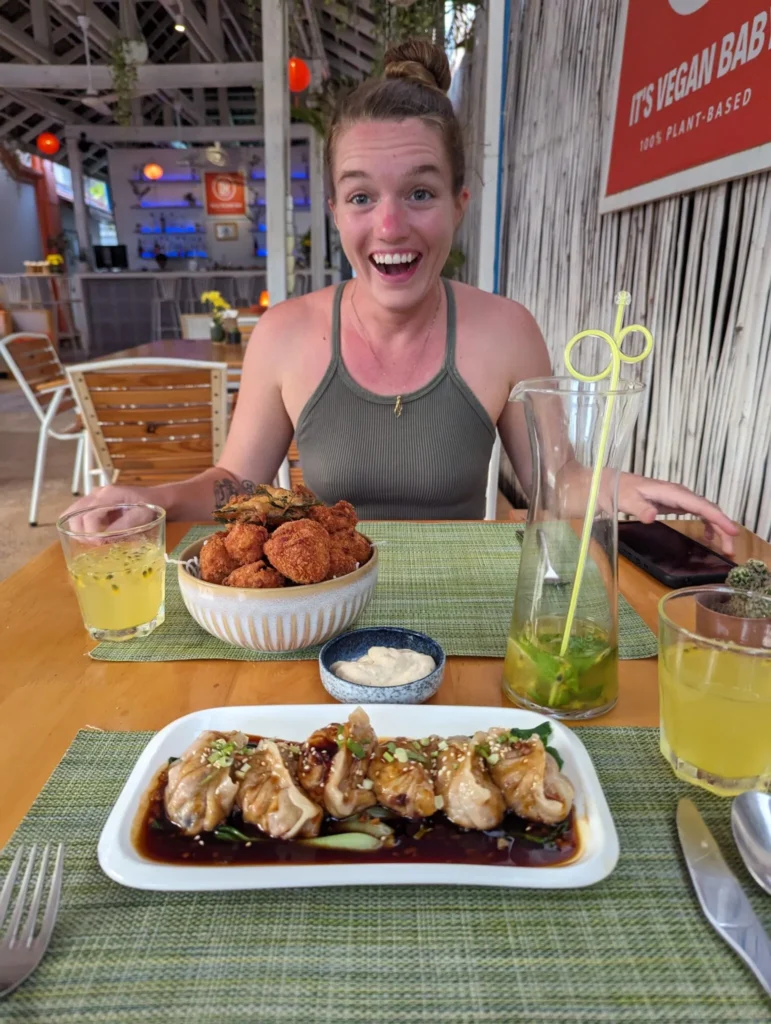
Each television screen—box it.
[93,245,128,270]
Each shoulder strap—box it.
[331,281,346,359]
[443,278,457,368]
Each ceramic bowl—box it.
[318,627,445,704]
[177,536,378,652]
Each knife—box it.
[677,798,771,998]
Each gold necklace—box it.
[350,283,442,417]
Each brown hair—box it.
[326,39,465,197]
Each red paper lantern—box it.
[36,132,60,156]
[143,162,164,181]
[288,56,311,93]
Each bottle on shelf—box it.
[160,213,166,232]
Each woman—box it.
[65,40,736,551]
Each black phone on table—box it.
[617,519,735,588]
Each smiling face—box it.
[329,119,469,312]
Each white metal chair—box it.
[66,357,228,486]
[484,432,502,521]
[0,332,89,525]
[179,314,213,340]
[152,278,183,339]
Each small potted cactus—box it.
[696,559,771,648]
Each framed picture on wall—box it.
[215,222,239,241]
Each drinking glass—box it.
[57,503,166,641]
[658,586,771,796]
[502,377,645,718]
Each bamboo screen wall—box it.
[461,0,771,538]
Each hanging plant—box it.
[244,0,259,47]
[110,39,139,127]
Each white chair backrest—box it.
[0,332,74,424]
[12,308,55,339]
[484,433,502,521]
[180,314,214,340]
[66,357,228,485]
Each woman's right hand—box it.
[60,484,167,534]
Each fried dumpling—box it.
[296,723,341,805]
[164,730,248,836]
[484,729,574,825]
[367,737,437,820]
[300,707,376,818]
[434,735,505,831]
[237,739,323,840]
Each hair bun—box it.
[383,39,451,94]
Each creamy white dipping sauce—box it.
[331,646,436,687]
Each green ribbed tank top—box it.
[295,280,496,520]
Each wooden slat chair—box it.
[66,357,228,487]
[0,332,87,525]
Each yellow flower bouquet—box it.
[200,290,231,341]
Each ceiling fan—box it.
[70,17,153,117]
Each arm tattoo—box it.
[213,477,257,507]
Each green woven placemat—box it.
[90,522,658,663]
[1,727,768,1024]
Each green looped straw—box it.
[559,292,654,657]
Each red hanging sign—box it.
[205,172,246,215]
[602,0,771,212]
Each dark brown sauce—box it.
[134,741,580,870]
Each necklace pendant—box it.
[393,395,403,418]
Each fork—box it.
[0,844,64,998]
[537,529,568,586]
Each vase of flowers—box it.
[200,289,230,342]
[45,253,65,274]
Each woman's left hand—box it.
[618,473,739,555]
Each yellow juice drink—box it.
[659,643,771,795]
[68,540,165,638]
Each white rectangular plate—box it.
[98,704,619,891]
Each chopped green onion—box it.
[383,751,395,763]
[393,748,409,763]
[474,743,491,759]
[406,750,429,765]
[346,738,366,759]
[386,742,396,754]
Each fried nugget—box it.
[327,543,359,580]
[307,500,358,535]
[224,522,269,566]
[199,532,239,584]
[224,561,286,589]
[325,529,372,579]
[264,519,330,584]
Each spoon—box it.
[732,791,771,895]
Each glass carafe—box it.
[502,377,645,719]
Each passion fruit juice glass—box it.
[57,503,166,641]
[658,587,771,795]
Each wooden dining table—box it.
[1,516,768,848]
[105,337,249,366]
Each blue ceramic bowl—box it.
[318,627,446,705]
